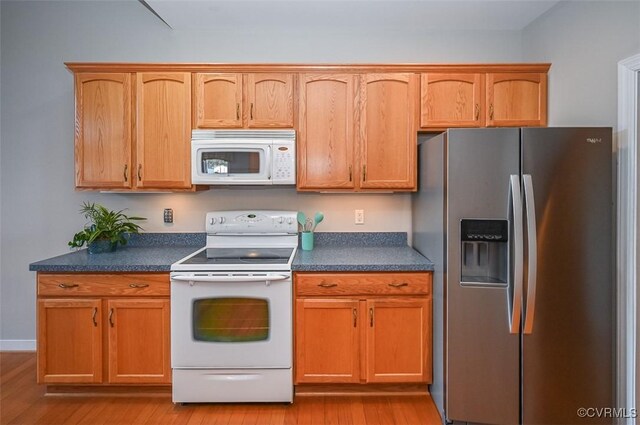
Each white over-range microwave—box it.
[191,129,296,185]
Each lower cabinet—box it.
[36,273,171,386]
[294,272,432,385]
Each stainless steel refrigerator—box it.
[412,128,614,424]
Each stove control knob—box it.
[210,217,217,225]
[219,217,226,224]
[278,217,285,224]
[287,217,294,225]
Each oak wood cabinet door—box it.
[246,73,294,128]
[106,299,171,384]
[136,73,191,189]
[297,74,356,190]
[365,298,431,383]
[194,73,243,128]
[420,73,484,128]
[37,299,103,384]
[295,298,360,383]
[486,72,547,127]
[359,74,418,190]
[74,73,132,188]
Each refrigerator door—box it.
[446,129,521,424]
[521,128,613,424]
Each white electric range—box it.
[170,210,297,403]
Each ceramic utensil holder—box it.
[301,231,314,251]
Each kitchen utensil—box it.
[305,218,313,232]
[297,212,306,229]
[312,212,324,232]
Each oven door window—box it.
[192,297,269,342]
[200,149,264,176]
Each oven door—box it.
[170,272,291,369]
[191,141,271,185]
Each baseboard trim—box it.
[0,340,36,351]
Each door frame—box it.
[617,52,640,422]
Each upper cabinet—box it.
[420,73,484,128]
[194,73,294,129]
[73,71,193,191]
[298,73,418,192]
[136,72,192,189]
[486,72,547,127]
[74,73,132,188]
[297,74,356,190]
[420,70,548,130]
[359,73,418,190]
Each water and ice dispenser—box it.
[460,219,508,286]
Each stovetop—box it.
[171,246,296,272]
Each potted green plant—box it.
[68,202,146,254]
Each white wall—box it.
[0,0,524,343]
[522,1,640,127]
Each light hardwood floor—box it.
[1,352,442,425]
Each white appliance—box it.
[170,210,297,403]
[191,130,295,185]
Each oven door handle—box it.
[171,274,290,283]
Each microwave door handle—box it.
[171,274,289,283]
[266,145,272,180]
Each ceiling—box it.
[142,0,560,31]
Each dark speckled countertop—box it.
[29,232,433,273]
[292,232,434,272]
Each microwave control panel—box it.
[272,144,296,184]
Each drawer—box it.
[38,273,170,296]
[295,272,431,297]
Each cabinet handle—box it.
[362,165,367,182]
[123,164,128,182]
[318,282,338,288]
[353,308,358,327]
[129,283,149,288]
[58,283,79,289]
[250,103,254,120]
[236,103,240,120]
[92,307,98,327]
[489,104,494,120]
[475,104,480,121]
[349,165,352,182]
[388,282,409,288]
[137,164,142,181]
[369,307,374,327]
[108,308,114,327]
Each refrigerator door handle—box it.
[523,174,538,334]
[509,175,524,334]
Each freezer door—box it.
[446,129,520,425]
[521,128,613,424]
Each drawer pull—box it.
[318,283,338,288]
[108,308,115,327]
[58,283,79,289]
[92,307,98,327]
[388,282,409,288]
[129,283,149,288]
[369,307,374,327]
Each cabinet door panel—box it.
[298,74,355,189]
[295,299,360,383]
[486,73,547,127]
[194,73,242,128]
[421,73,483,128]
[107,299,171,384]
[247,73,294,128]
[75,73,131,188]
[37,299,102,384]
[359,74,417,190]
[136,73,191,188]
[365,298,431,383]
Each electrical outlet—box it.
[355,209,365,225]
[164,208,174,224]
